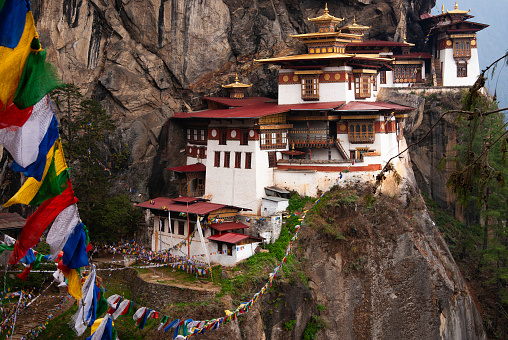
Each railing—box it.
[453,50,471,59]
[348,132,375,143]
[289,136,333,148]
[334,139,349,159]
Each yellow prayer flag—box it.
[66,269,82,302]
[0,12,37,106]
[4,139,68,207]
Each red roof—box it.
[204,97,273,107]
[173,101,345,119]
[210,222,249,232]
[137,197,250,214]
[335,101,414,112]
[393,52,432,60]
[168,163,206,173]
[420,13,432,20]
[207,232,251,244]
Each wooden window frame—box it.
[219,128,227,145]
[240,129,249,145]
[178,221,185,235]
[453,39,471,59]
[457,62,467,78]
[245,152,252,169]
[268,151,277,168]
[380,71,387,84]
[235,152,241,168]
[354,75,371,99]
[224,151,230,168]
[260,129,287,150]
[214,151,220,167]
[348,121,375,143]
[218,242,223,253]
[301,75,319,101]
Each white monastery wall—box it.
[441,48,479,87]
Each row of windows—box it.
[218,129,249,145]
[158,219,195,235]
[214,151,252,169]
[187,129,207,142]
[301,74,375,100]
[348,122,375,143]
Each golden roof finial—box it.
[403,32,406,42]
[235,74,239,83]
[454,2,459,10]
[441,4,444,13]
[324,3,329,14]
[353,15,356,24]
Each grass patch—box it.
[284,319,297,331]
[303,315,327,340]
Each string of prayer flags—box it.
[133,307,156,329]
[8,179,78,264]
[0,7,36,106]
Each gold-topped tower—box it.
[340,16,371,38]
[222,75,252,99]
[447,2,471,14]
[307,3,344,33]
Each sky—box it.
[431,1,508,109]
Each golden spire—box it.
[222,75,252,89]
[324,3,329,14]
[454,2,458,10]
[353,15,356,24]
[308,4,343,23]
[446,1,471,14]
[441,4,444,13]
[234,74,239,83]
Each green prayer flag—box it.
[0,244,14,255]
[32,252,44,269]
[96,289,109,317]
[13,49,63,109]
[29,154,69,206]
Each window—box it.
[178,221,185,235]
[453,39,471,58]
[457,62,467,77]
[214,151,221,167]
[301,76,319,100]
[260,129,287,150]
[227,244,233,256]
[348,122,375,143]
[224,151,230,168]
[217,242,223,253]
[268,151,276,168]
[348,74,352,90]
[240,129,249,145]
[158,218,164,232]
[245,152,252,169]
[373,74,377,91]
[187,128,207,143]
[235,152,241,168]
[354,75,371,99]
[380,71,386,84]
[219,129,227,145]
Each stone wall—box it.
[102,267,216,311]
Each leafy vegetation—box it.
[302,315,327,340]
[50,85,143,242]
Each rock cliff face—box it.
[31,0,435,197]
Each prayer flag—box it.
[0,0,30,49]
[13,48,63,109]
[0,95,54,168]
[0,102,32,131]
[46,203,80,259]
[8,179,77,264]
[4,138,68,207]
[10,114,59,181]
[70,266,96,336]
[62,222,89,269]
[0,11,36,106]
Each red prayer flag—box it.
[17,264,33,281]
[9,179,78,264]
[0,101,32,131]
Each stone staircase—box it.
[433,59,443,86]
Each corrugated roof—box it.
[137,197,250,214]
[174,101,345,119]
[335,101,414,112]
[204,97,273,107]
[0,213,25,230]
[262,196,289,202]
[210,222,249,232]
[207,232,250,244]
[168,163,206,173]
